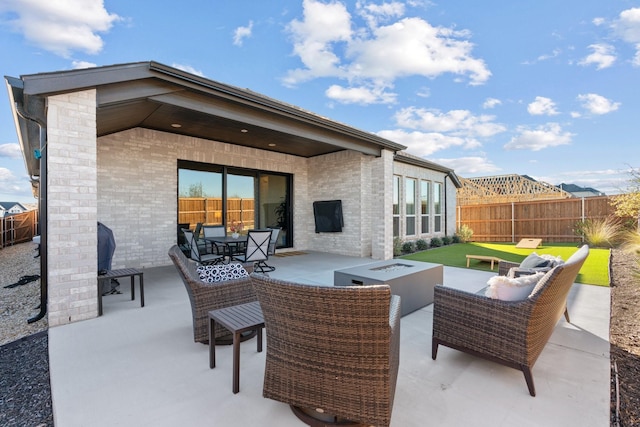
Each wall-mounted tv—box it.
[313,200,344,233]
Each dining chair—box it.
[202,225,227,256]
[254,228,280,272]
[231,230,271,272]
[182,229,224,266]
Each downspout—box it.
[444,174,448,236]
[14,102,48,324]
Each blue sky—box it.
[1,0,639,204]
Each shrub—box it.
[402,241,416,253]
[415,239,429,251]
[441,236,452,245]
[393,237,403,256]
[430,237,443,248]
[574,216,624,248]
[456,224,474,243]
[451,234,461,244]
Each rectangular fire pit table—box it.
[334,260,443,316]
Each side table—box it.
[97,268,144,316]
[208,301,264,394]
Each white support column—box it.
[47,89,98,326]
[371,150,394,260]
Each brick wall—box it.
[47,90,98,326]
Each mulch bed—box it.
[0,330,53,427]
[609,249,640,427]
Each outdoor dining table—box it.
[204,235,248,258]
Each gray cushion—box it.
[519,252,551,269]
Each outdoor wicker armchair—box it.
[168,245,256,344]
[432,244,589,396]
[251,273,401,427]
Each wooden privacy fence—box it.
[457,196,617,243]
[0,210,38,249]
[178,197,255,230]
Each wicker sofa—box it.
[251,273,401,426]
[168,245,256,344]
[432,244,589,396]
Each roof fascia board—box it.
[148,62,406,152]
[394,152,462,188]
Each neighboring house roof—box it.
[5,61,408,184]
[556,183,605,197]
[0,202,27,217]
[394,151,462,188]
[0,202,27,211]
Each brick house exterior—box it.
[7,62,460,326]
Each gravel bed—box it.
[0,242,52,426]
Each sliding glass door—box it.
[177,160,292,248]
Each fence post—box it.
[511,202,515,243]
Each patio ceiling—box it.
[6,61,406,182]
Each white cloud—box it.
[356,0,405,28]
[527,96,559,116]
[613,8,640,43]
[579,43,616,69]
[393,107,506,138]
[0,143,23,158]
[483,98,501,109]
[325,84,397,104]
[171,63,205,77]
[233,21,254,46]
[612,8,640,66]
[1,0,121,57]
[435,156,501,175]
[376,129,475,156]
[0,167,16,181]
[283,0,352,85]
[72,60,97,69]
[283,0,491,94]
[577,93,620,115]
[504,123,573,151]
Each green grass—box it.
[400,242,610,286]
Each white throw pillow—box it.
[485,271,545,301]
[197,263,249,283]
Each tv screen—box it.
[313,200,344,233]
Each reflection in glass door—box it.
[258,173,290,248]
[226,172,255,234]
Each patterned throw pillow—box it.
[197,264,249,283]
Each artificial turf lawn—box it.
[400,242,609,286]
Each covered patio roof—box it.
[5,61,407,188]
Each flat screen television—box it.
[313,200,344,233]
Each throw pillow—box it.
[520,252,551,269]
[197,263,249,283]
[485,271,545,301]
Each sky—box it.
[1,0,639,204]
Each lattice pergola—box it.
[457,174,572,205]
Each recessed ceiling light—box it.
[171,123,182,128]
[241,129,248,133]
[268,143,276,147]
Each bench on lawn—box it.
[466,255,503,270]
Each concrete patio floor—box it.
[49,251,610,426]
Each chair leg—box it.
[564,305,570,323]
[431,337,439,360]
[521,366,536,397]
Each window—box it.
[392,176,400,237]
[434,182,443,233]
[405,178,416,236]
[420,180,430,234]
[177,160,292,248]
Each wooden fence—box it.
[457,196,619,243]
[178,198,255,230]
[0,210,38,248]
